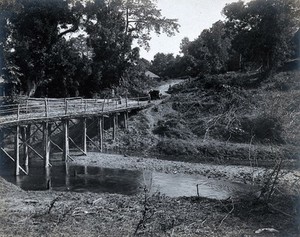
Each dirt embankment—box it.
[109,71,300,169]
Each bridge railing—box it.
[0,96,149,124]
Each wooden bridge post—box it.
[124,111,128,129]
[43,122,51,167]
[63,119,69,161]
[65,162,70,188]
[98,117,104,152]
[82,118,87,155]
[21,126,29,167]
[112,114,117,141]
[45,166,51,190]
[64,99,68,115]
[15,125,20,176]
[25,125,31,167]
[44,98,48,117]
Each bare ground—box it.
[0,152,300,236]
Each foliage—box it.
[154,20,233,78]
[110,0,179,51]
[223,0,300,71]
[0,0,179,97]
[184,21,232,74]
[152,119,194,139]
[156,139,198,156]
[116,58,159,97]
[4,0,82,96]
[149,53,176,78]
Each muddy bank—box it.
[0,174,299,237]
[71,153,300,193]
[0,151,299,236]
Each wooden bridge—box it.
[0,97,150,176]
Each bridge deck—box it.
[0,97,149,127]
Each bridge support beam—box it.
[43,122,51,167]
[63,120,69,161]
[98,117,103,152]
[112,114,117,141]
[21,126,29,167]
[82,118,87,155]
[25,125,31,167]
[124,111,128,129]
[15,125,20,176]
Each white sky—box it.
[138,0,239,61]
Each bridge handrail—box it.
[0,96,149,124]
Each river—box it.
[0,152,259,200]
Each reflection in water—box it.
[0,157,257,200]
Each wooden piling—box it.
[124,111,128,129]
[112,114,117,141]
[82,118,87,155]
[21,126,29,167]
[25,125,31,167]
[63,119,69,161]
[43,122,51,167]
[98,117,103,152]
[15,125,20,176]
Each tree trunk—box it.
[27,80,37,97]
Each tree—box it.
[199,21,231,73]
[110,0,180,50]
[1,0,179,97]
[82,0,179,91]
[223,0,300,71]
[180,37,190,55]
[178,21,232,75]
[150,53,176,78]
[4,0,83,96]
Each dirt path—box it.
[156,79,183,96]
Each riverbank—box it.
[0,152,299,236]
[106,71,300,170]
[71,153,300,189]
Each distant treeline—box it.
[150,0,300,78]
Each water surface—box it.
[0,155,257,200]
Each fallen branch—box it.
[219,200,234,228]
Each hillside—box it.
[112,71,300,168]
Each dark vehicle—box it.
[149,90,161,100]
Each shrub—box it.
[152,119,193,139]
[241,115,284,144]
[156,139,198,156]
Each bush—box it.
[241,115,284,144]
[156,139,198,156]
[152,119,193,139]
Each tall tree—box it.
[5,0,82,96]
[83,0,179,91]
[223,0,300,71]
[109,0,180,50]
[150,53,176,78]
[1,0,179,97]
[178,21,231,75]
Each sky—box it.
[138,0,239,61]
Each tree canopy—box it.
[0,0,179,97]
[223,0,300,70]
[150,0,300,79]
